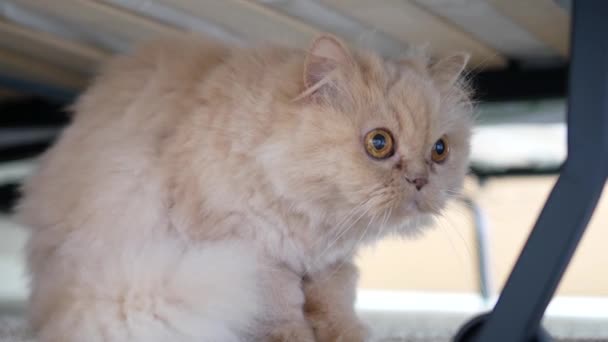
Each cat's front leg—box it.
[303,261,369,342]
[259,265,316,342]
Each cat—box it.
[16,33,473,342]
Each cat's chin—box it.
[379,197,438,236]
[405,199,421,213]
[399,196,432,216]
[388,210,436,238]
[391,205,421,224]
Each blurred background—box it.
[1,0,607,341]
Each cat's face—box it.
[264,35,472,237]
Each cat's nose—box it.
[406,177,428,191]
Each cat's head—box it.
[261,34,473,238]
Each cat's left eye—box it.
[431,136,449,163]
[364,128,394,159]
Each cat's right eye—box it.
[431,136,449,163]
[364,128,395,159]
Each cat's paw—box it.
[267,322,316,342]
[312,319,370,342]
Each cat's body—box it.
[17,35,473,341]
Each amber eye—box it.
[364,129,394,159]
[431,136,449,163]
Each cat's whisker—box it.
[450,204,476,219]
[314,200,374,264]
[317,197,395,282]
[440,194,477,221]
[310,203,368,265]
[467,52,503,77]
[442,189,476,211]
[444,188,464,196]
[420,195,472,251]
[374,208,391,242]
[433,208,475,263]
[312,189,390,268]
[311,198,369,249]
[385,207,393,232]
[320,213,377,284]
[448,199,473,211]
[433,216,472,274]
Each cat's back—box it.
[17,34,302,240]
[77,36,231,123]
[17,37,232,232]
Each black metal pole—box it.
[455,1,608,340]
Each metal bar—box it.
[0,128,59,148]
[471,199,493,301]
[462,196,494,301]
[0,74,77,103]
[470,1,608,341]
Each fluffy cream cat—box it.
[17,34,473,342]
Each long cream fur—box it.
[17,34,473,341]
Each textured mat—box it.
[2,313,607,342]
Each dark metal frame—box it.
[455,1,608,340]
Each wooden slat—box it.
[249,0,409,57]
[14,0,185,49]
[412,0,559,61]
[0,19,108,75]
[487,0,570,57]
[322,0,507,69]
[101,0,247,46]
[0,49,87,91]
[146,0,320,48]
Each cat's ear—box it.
[303,34,354,91]
[429,53,470,88]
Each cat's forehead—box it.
[380,60,405,91]
[382,70,445,135]
[361,57,439,109]
[353,54,457,139]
